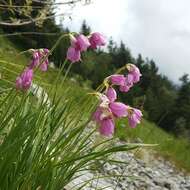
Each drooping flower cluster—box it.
[15,32,106,91]
[93,64,142,137]
[89,32,106,49]
[67,32,106,63]
[16,48,50,91]
[110,64,142,93]
[29,49,50,72]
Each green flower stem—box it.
[62,62,73,83]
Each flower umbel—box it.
[93,91,129,137]
[67,34,90,63]
[67,33,106,63]
[128,108,143,128]
[73,34,90,52]
[29,49,50,72]
[108,64,142,93]
[93,64,143,136]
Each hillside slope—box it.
[117,119,190,172]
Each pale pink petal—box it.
[128,114,138,128]
[128,64,142,83]
[106,87,117,102]
[76,34,90,52]
[119,85,130,92]
[16,68,33,91]
[40,62,48,71]
[99,118,115,137]
[89,32,106,49]
[128,108,142,128]
[93,107,102,123]
[109,102,128,118]
[126,74,134,85]
[110,75,125,86]
[67,47,81,63]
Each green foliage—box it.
[163,74,190,134]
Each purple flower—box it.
[71,34,90,52]
[109,74,125,86]
[93,107,102,123]
[119,76,133,92]
[126,73,134,86]
[93,102,114,137]
[109,102,128,118]
[29,49,49,72]
[29,51,40,69]
[43,48,49,54]
[93,64,143,135]
[127,64,142,84]
[67,34,90,63]
[128,108,143,128]
[93,92,129,136]
[93,92,128,121]
[40,49,49,71]
[119,85,130,92]
[66,47,81,63]
[117,65,142,93]
[16,68,33,91]
[105,87,117,102]
[99,118,115,137]
[89,32,106,49]
[40,60,48,71]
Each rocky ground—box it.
[66,141,190,190]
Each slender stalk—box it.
[51,59,68,102]
[61,63,73,84]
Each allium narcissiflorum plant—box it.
[0,31,145,190]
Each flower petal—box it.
[89,32,106,49]
[106,87,117,102]
[67,47,81,63]
[99,118,115,136]
[110,74,125,86]
[109,102,128,118]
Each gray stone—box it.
[64,136,190,190]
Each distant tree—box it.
[108,37,117,55]
[80,20,91,35]
[175,74,190,130]
[0,0,89,27]
[176,74,190,116]
[136,54,144,69]
[162,74,190,135]
[110,41,134,69]
[179,74,189,84]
